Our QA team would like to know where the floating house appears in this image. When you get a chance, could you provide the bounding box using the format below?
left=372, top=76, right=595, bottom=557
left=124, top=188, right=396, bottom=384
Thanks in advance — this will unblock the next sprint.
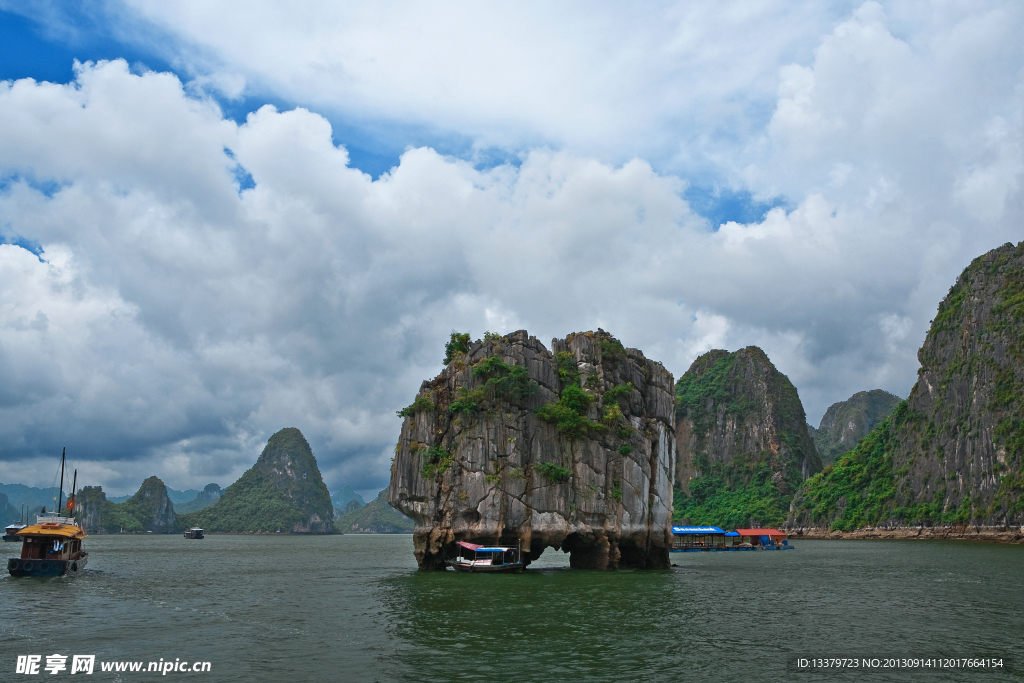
left=671, top=526, right=792, bottom=552
left=735, top=528, right=791, bottom=549
left=671, top=526, right=727, bottom=551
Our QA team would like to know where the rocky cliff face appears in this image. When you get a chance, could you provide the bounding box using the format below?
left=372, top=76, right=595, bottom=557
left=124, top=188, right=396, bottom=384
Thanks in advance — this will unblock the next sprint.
left=74, top=486, right=108, bottom=532
left=74, top=479, right=177, bottom=533
left=812, top=389, right=903, bottom=464
left=791, top=241, right=1024, bottom=529
left=180, top=428, right=334, bottom=533
left=389, top=329, right=676, bottom=570
left=674, top=346, right=820, bottom=528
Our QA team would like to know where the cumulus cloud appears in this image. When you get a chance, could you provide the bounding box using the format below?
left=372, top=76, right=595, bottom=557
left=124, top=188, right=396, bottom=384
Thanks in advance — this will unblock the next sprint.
left=1, top=1, right=1023, bottom=495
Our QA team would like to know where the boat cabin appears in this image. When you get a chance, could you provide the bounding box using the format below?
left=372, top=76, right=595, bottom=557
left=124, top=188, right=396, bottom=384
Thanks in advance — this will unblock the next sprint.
left=671, top=526, right=727, bottom=551
left=8, top=515, right=89, bottom=577
left=184, top=527, right=204, bottom=539
left=4, top=523, right=27, bottom=542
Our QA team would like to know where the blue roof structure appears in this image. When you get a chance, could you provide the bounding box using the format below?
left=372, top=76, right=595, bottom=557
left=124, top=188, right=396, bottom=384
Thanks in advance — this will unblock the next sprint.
left=724, top=531, right=739, bottom=537
left=671, top=526, right=725, bottom=534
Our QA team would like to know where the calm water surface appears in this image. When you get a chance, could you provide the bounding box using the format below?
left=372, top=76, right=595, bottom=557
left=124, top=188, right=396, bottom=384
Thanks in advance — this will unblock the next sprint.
left=1, top=535, right=1021, bottom=682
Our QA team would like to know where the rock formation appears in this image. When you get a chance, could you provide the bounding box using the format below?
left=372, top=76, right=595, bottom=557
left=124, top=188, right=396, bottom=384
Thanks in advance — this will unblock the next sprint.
left=810, top=389, right=903, bottom=464
left=74, top=478, right=176, bottom=533
left=179, top=428, right=334, bottom=533
left=176, top=483, right=223, bottom=514
left=674, top=346, right=820, bottom=528
left=74, top=486, right=109, bottom=532
left=125, top=476, right=178, bottom=532
left=791, top=241, right=1024, bottom=529
left=389, top=329, right=676, bottom=570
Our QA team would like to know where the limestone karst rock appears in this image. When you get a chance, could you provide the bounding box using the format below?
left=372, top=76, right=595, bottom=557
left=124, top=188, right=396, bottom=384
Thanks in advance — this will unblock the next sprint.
left=812, top=390, right=903, bottom=465
left=791, top=241, right=1024, bottom=529
left=73, top=486, right=109, bottom=533
left=128, top=476, right=178, bottom=532
left=179, top=428, right=334, bottom=533
left=674, top=346, right=820, bottom=528
left=74, top=478, right=177, bottom=533
left=388, top=329, right=676, bottom=570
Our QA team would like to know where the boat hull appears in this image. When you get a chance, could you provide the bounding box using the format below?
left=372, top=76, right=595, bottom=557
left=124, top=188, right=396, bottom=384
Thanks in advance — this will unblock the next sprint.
left=448, top=561, right=525, bottom=573
left=2, top=534, right=23, bottom=542
left=7, top=556, right=88, bottom=578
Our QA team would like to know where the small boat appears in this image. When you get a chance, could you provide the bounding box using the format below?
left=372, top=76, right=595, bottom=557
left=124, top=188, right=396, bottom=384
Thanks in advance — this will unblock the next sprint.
left=184, top=527, right=204, bottom=539
left=446, top=541, right=524, bottom=573
left=7, top=449, right=89, bottom=578
left=3, top=506, right=27, bottom=542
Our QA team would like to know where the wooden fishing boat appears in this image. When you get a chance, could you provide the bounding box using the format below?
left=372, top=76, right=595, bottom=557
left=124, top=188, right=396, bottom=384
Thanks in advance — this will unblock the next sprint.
left=7, top=449, right=88, bottom=578
left=183, top=527, right=204, bottom=539
left=446, top=541, right=524, bottom=573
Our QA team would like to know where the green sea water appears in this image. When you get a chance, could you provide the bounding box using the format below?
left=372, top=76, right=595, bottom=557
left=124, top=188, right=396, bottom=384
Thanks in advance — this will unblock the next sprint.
left=1, top=535, right=1022, bottom=682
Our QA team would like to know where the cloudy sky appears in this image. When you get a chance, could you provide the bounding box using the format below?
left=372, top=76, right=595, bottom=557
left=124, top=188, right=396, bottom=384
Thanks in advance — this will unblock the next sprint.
left=1, top=1, right=1021, bottom=498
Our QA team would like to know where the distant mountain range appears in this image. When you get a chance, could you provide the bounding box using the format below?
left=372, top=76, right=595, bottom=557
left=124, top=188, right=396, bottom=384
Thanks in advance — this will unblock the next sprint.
left=109, top=487, right=201, bottom=505
left=175, top=483, right=223, bottom=514
left=0, top=483, right=63, bottom=518
left=331, top=486, right=365, bottom=518
left=335, top=489, right=413, bottom=533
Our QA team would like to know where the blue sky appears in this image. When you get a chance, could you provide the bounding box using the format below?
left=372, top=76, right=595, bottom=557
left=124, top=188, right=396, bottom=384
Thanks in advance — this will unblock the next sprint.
left=1, top=1, right=1022, bottom=498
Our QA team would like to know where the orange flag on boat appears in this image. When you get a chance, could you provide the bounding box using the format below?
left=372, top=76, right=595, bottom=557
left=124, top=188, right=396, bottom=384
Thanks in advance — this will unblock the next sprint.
left=66, top=497, right=74, bottom=511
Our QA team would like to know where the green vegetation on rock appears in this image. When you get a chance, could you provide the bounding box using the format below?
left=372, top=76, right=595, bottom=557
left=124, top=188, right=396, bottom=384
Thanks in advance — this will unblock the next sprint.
left=443, top=331, right=471, bottom=365
left=533, top=462, right=572, bottom=483
left=448, top=354, right=538, bottom=415
left=397, top=395, right=435, bottom=417
left=536, top=384, right=605, bottom=439
left=674, top=452, right=804, bottom=529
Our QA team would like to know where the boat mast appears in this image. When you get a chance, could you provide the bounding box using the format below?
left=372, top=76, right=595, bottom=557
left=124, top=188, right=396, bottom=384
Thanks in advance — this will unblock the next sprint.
left=57, top=447, right=65, bottom=518
left=69, top=469, right=77, bottom=520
